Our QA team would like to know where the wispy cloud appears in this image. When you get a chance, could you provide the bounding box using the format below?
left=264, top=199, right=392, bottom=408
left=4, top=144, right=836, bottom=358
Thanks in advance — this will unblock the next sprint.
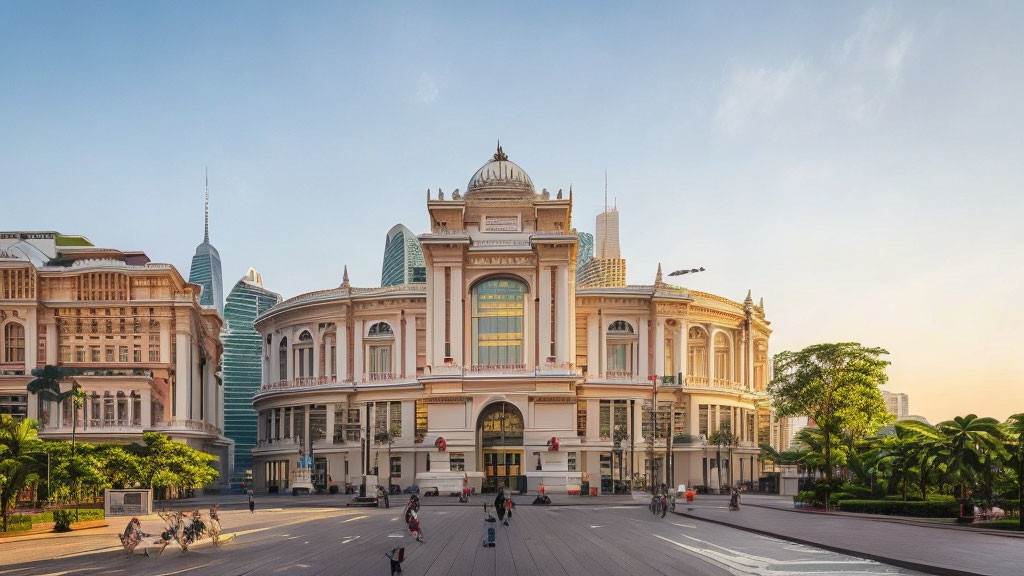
left=415, top=72, right=439, bottom=104
left=715, top=7, right=914, bottom=134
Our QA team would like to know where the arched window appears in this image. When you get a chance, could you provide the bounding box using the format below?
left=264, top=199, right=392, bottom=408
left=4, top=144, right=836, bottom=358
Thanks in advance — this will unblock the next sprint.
left=606, top=320, right=637, bottom=375
left=367, top=322, right=393, bottom=337
left=295, top=331, right=314, bottom=378
left=472, top=278, right=526, bottom=366
left=278, top=337, right=288, bottom=381
left=687, top=326, right=708, bottom=378
left=714, top=332, right=731, bottom=381
left=753, top=339, right=768, bottom=391
left=3, top=323, right=25, bottom=363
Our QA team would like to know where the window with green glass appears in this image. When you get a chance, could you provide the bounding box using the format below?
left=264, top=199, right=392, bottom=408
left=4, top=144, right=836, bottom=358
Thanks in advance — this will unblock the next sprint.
left=471, top=278, right=525, bottom=366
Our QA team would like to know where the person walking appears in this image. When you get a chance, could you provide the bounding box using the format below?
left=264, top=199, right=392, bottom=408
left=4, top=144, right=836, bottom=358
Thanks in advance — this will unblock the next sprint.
left=383, top=485, right=391, bottom=509
left=248, top=490, right=255, bottom=514
left=405, top=501, right=424, bottom=542
left=504, top=495, right=514, bottom=523
left=729, top=488, right=741, bottom=511
left=494, top=488, right=507, bottom=526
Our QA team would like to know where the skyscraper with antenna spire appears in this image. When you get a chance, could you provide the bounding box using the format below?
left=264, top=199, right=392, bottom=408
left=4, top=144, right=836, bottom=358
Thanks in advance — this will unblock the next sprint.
left=189, top=168, right=224, bottom=314
left=578, top=171, right=627, bottom=287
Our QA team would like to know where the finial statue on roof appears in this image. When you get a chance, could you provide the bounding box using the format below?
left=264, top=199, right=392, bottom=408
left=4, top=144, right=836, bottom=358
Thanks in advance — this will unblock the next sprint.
left=452, top=188, right=461, bottom=200
left=438, top=188, right=444, bottom=200
left=744, top=289, right=754, bottom=308
left=342, top=265, right=350, bottom=288
left=493, top=140, right=508, bottom=162
left=758, top=297, right=765, bottom=314
left=655, top=263, right=664, bottom=285
left=556, top=189, right=563, bottom=199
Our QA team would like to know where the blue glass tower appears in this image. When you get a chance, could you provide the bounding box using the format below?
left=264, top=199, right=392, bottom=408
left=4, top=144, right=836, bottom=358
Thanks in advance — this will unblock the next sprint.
left=576, top=231, right=594, bottom=283
left=188, top=173, right=224, bottom=314
left=381, top=224, right=426, bottom=286
left=222, top=267, right=281, bottom=482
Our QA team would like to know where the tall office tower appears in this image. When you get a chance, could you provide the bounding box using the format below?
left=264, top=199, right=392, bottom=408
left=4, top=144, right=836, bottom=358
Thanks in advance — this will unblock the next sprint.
left=381, top=224, right=426, bottom=287
left=576, top=232, right=594, bottom=283
left=882, top=391, right=910, bottom=419
left=189, top=172, right=224, bottom=314
left=595, top=206, right=620, bottom=259
left=222, top=267, right=282, bottom=482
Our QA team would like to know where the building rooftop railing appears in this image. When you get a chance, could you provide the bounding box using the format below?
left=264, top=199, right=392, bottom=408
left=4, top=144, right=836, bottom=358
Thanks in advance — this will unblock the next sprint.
left=156, top=419, right=223, bottom=436
left=259, top=377, right=340, bottom=393
left=422, top=362, right=582, bottom=378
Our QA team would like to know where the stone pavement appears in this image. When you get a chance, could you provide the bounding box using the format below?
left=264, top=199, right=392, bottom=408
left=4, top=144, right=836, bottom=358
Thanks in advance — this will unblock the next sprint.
left=673, top=495, right=1024, bottom=576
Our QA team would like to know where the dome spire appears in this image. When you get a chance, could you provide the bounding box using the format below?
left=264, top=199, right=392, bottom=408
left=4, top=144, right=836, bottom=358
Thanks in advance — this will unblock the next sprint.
left=744, top=289, right=754, bottom=308
left=342, top=265, right=350, bottom=288
left=493, top=139, right=508, bottom=161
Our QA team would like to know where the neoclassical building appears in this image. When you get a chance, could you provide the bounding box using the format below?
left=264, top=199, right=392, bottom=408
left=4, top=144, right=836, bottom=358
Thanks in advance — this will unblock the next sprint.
left=0, top=232, right=232, bottom=484
left=251, top=146, right=772, bottom=495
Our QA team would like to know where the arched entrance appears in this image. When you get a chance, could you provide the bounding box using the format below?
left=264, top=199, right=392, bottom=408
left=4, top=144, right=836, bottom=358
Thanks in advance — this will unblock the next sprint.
left=477, top=401, right=524, bottom=492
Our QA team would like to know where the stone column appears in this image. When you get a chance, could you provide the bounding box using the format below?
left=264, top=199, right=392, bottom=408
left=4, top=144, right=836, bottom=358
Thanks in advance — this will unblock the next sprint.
left=450, top=266, right=463, bottom=365
left=538, top=266, right=552, bottom=362
left=338, top=320, right=349, bottom=381
left=45, top=322, right=57, bottom=365
left=175, top=332, right=190, bottom=419
left=654, top=319, right=665, bottom=378
left=708, top=328, right=716, bottom=384
left=393, top=315, right=403, bottom=377
left=674, top=324, right=685, bottom=381
left=142, top=389, right=152, bottom=427
left=425, top=265, right=434, bottom=364
left=555, top=265, right=570, bottom=364
left=587, top=314, right=599, bottom=375
left=312, top=331, right=321, bottom=379
left=638, top=318, right=649, bottom=378
left=326, top=404, right=335, bottom=444
left=286, top=329, right=294, bottom=381
left=353, top=319, right=364, bottom=382
left=431, top=265, right=446, bottom=363
left=160, top=323, right=171, bottom=364
left=405, top=315, right=417, bottom=378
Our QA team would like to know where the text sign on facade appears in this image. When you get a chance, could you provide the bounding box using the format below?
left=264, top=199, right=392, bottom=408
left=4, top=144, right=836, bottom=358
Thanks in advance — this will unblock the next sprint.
left=482, top=216, right=520, bottom=232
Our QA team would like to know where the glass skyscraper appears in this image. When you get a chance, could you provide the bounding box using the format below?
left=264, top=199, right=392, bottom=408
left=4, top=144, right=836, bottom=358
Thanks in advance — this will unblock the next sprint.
left=576, top=231, right=594, bottom=283
left=381, top=223, right=426, bottom=286
left=222, top=267, right=281, bottom=482
left=188, top=176, right=224, bottom=314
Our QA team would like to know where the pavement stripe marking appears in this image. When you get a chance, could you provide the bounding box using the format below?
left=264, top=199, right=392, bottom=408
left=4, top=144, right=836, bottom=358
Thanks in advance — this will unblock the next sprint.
left=153, top=564, right=212, bottom=576
left=341, top=515, right=368, bottom=523
left=671, top=522, right=696, bottom=528
left=589, top=525, right=604, bottom=528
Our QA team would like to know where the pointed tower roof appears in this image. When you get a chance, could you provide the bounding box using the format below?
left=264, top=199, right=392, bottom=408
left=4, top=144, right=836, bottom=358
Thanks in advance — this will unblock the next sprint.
left=655, top=263, right=664, bottom=285
left=744, top=289, right=754, bottom=308
left=341, top=265, right=350, bottom=288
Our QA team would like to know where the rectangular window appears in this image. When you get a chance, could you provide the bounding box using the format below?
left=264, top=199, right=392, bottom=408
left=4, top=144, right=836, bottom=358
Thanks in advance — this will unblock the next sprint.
left=747, top=412, right=755, bottom=443
left=720, top=406, right=732, bottom=437
left=105, top=347, right=114, bottom=362
left=284, top=407, right=292, bottom=438
left=119, top=347, right=128, bottom=362
left=608, top=343, right=631, bottom=373
left=345, top=407, right=361, bottom=442
left=699, top=405, right=709, bottom=436
left=333, top=404, right=345, bottom=443
left=104, top=396, right=114, bottom=425
left=60, top=346, right=72, bottom=363
left=389, top=402, right=402, bottom=437
left=613, top=401, right=628, bottom=439
left=599, top=400, right=611, bottom=438
left=293, top=405, right=305, bottom=441
left=309, top=404, right=327, bottom=441
left=450, top=452, right=465, bottom=472
left=0, top=394, right=28, bottom=419
left=369, top=345, right=392, bottom=376
left=390, top=456, right=402, bottom=476
left=133, top=348, right=141, bottom=363
left=415, top=400, right=427, bottom=442
left=568, top=451, right=577, bottom=472
left=132, top=396, right=141, bottom=426
left=577, top=400, right=587, bottom=437
left=91, top=347, right=100, bottom=362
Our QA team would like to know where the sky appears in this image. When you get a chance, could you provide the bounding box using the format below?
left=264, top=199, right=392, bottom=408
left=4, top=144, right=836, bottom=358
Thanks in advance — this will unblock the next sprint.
left=1, top=1, right=1021, bottom=423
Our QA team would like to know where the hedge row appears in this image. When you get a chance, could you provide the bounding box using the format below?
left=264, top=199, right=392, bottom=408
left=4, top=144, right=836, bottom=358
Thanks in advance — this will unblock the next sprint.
left=837, top=499, right=959, bottom=518
left=6, top=508, right=105, bottom=531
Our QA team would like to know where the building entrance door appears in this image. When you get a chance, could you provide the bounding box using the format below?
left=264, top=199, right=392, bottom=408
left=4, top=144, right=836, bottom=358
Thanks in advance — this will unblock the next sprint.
left=482, top=450, right=522, bottom=492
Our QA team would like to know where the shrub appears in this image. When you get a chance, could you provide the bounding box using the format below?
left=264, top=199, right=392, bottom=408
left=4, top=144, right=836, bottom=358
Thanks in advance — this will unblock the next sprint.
left=839, top=484, right=872, bottom=499
left=52, top=510, right=74, bottom=532
left=795, top=490, right=821, bottom=507
left=837, top=499, right=959, bottom=518
left=828, top=492, right=855, bottom=507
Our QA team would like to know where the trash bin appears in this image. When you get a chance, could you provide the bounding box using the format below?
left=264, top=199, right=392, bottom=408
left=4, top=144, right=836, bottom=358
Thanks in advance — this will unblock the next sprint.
left=580, top=481, right=590, bottom=496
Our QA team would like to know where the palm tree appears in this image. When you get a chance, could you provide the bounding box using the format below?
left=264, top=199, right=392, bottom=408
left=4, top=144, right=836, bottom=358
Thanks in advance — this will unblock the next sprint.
left=876, top=424, right=919, bottom=501
left=937, top=414, right=1003, bottom=499
left=1003, top=413, right=1024, bottom=531
left=28, top=366, right=83, bottom=513
left=0, top=416, right=43, bottom=532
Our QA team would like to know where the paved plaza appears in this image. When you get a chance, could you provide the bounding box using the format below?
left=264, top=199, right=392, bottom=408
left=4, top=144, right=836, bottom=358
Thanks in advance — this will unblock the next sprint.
left=0, top=498, right=925, bottom=576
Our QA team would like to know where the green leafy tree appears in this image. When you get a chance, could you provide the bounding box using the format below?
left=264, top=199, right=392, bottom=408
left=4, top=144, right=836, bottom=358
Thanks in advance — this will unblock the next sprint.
left=937, top=414, right=1003, bottom=498
left=876, top=424, right=921, bottom=501
left=770, top=343, right=891, bottom=506
left=1002, top=413, right=1024, bottom=530
left=28, top=366, right=85, bottom=514
left=138, top=432, right=218, bottom=498
left=0, top=416, right=43, bottom=532
left=97, top=446, right=143, bottom=489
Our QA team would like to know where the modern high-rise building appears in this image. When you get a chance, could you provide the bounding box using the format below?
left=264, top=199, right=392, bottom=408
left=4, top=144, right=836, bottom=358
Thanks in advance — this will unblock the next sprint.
left=381, top=224, right=426, bottom=287
left=882, top=391, right=910, bottom=419
left=595, top=205, right=620, bottom=259
left=576, top=232, right=594, bottom=283
left=188, top=174, right=224, bottom=315
left=222, top=267, right=282, bottom=483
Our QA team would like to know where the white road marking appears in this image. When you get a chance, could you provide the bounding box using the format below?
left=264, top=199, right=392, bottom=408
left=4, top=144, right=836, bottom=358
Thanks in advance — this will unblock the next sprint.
left=671, top=522, right=696, bottom=529
left=154, top=564, right=212, bottom=576
left=287, top=536, right=299, bottom=540
left=341, top=536, right=361, bottom=545
left=341, top=515, right=368, bottom=523
left=387, top=533, right=405, bottom=538
left=589, top=525, right=604, bottom=528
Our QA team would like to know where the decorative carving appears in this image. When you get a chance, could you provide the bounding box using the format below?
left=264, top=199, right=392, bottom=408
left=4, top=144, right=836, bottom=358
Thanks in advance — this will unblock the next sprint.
left=493, top=142, right=508, bottom=162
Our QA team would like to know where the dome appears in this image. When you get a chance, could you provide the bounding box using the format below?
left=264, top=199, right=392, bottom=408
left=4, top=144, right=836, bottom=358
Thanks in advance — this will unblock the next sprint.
left=465, top=144, right=535, bottom=197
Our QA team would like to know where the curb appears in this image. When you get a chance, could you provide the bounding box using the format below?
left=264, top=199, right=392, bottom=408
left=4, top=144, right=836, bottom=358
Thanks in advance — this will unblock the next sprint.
left=671, top=508, right=984, bottom=576
left=742, top=502, right=1024, bottom=539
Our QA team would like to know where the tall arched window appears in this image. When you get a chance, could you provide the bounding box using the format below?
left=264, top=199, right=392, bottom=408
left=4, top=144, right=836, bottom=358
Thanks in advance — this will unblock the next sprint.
left=3, top=323, right=25, bottom=364
left=687, top=326, right=707, bottom=378
left=365, top=322, right=394, bottom=378
left=295, top=331, right=314, bottom=378
left=278, top=337, right=288, bottom=381
left=714, top=332, right=731, bottom=381
left=606, top=321, right=636, bottom=375
left=472, top=278, right=526, bottom=366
